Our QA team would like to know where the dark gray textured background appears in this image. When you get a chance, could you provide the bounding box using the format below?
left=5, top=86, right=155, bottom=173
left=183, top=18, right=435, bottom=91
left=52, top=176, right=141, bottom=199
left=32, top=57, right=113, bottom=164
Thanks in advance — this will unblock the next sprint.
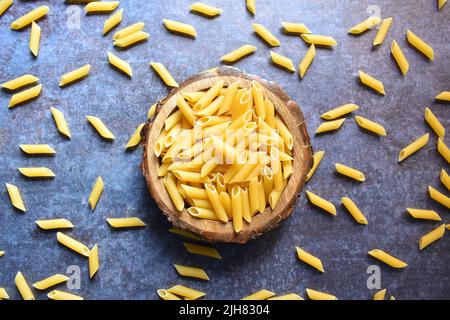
left=0, top=0, right=449, bottom=300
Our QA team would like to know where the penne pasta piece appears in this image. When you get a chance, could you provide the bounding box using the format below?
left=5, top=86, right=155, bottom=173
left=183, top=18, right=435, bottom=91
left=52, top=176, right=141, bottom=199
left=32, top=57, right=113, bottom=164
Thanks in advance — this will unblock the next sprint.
left=8, top=84, right=42, bottom=108
left=89, top=244, right=99, bottom=279
left=86, top=115, right=115, bottom=140
left=253, top=23, right=280, bottom=46
left=157, top=289, right=181, bottom=300
left=315, top=118, right=345, bottom=134
left=299, top=44, right=315, bottom=79
left=113, top=31, right=149, bottom=48
left=29, top=22, right=41, bottom=57
left=368, top=249, right=407, bottom=268
left=355, top=116, right=387, bottom=136
left=0, top=251, right=4, bottom=257
left=435, top=91, right=450, bottom=102
left=419, top=224, right=446, bottom=250
left=125, top=123, right=145, bottom=149
left=107, top=51, right=132, bottom=77
left=301, top=34, right=337, bottom=47
left=163, top=19, right=196, bottom=38
left=373, top=17, right=393, bottom=46
left=103, top=8, right=123, bottom=35
left=241, top=187, right=252, bottom=223
left=268, top=294, right=304, bottom=300
left=113, top=22, right=145, bottom=40
left=181, top=184, right=208, bottom=199
left=306, top=151, right=324, bottom=181
left=6, top=183, right=26, bottom=212
left=11, top=6, right=49, bottom=30
left=231, top=185, right=243, bottom=233
left=398, top=133, right=429, bottom=162
left=50, top=107, right=71, bottom=138
left=296, top=246, right=324, bottom=272
left=342, top=197, right=368, bottom=224
left=168, top=227, right=203, bottom=241
left=251, top=80, right=265, bottom=119
left=0, top=287, right=9, bottom=300
left=429, top=185, right=450, bottom=208
left=0, top=0, right=13, bottom=18
left=195, top=80, right=224, bottom=110
left=275, top=116, right=293, bottom=149
left=36, top=219, right=74, bottom=230
left=281, top=21, right=311, bottom=34
left=242, top=290, right=275, bottom=300
left=406, top=208, right=441, bottom=221
left=188, top=207, right=218, bottom=220
left=168, top=285, right=205, bottom=300
left=424, top=107, right=444, bottom=138
left=335, top=163, right=365, bottom=182
left=439, top=0, right=448, bottom=10
left=441, top=169, right=450, bottom=192
left=1, top=74, right=39, bottom=91
left=164, top=110, right=182, bottom=131
left=59, top=64, right=91, bottom=87
left=306, top=191, right=336, bottom=216
left=197, top=96, right=224, bottom=116
left=190, top=2, right=222, bottom=17
left=15, top=272, right=35, bottom=300
left=437, top=138, right=450, bottom=165
left=150, top=62, right=179, bottom=88
left=205, top=184, right=228, bottom=222
left=406, top=29, right=434, bottom=61
left=148, top=103, right=157, bottom=119
left=358, top=70, right=385, bottom=95
left=391, top=40, right=409, bottom=75
left=321, top=103, right=359, bottom=120
left=106, top=217, right=146, bottom=228
left=217, top=82, right=239, bottom=115
left=173, top=264, right=209, bottom=280
left=183, top=242, right=221, bottom=259
left=57, top=232, right=90, bottom=257
left=373, top=289, right=386, bottom=300
left=164, top=174, right=186, bottom=211
left=246, top=0, right=256, bottom=15
left=18, top=167, right=55, bottom=178
left=48, top=290, right=83, bottom=300
left=88, top=176, right=104, bottom=210
left=306, top=289, right=337, bottom=300
left=85, top=1, right=119, bottom=13
left=33, top=274, right=69, bottom=290
left=20, top=144, right=55, bottom=155
left=348, top=16, right=381, bottom=34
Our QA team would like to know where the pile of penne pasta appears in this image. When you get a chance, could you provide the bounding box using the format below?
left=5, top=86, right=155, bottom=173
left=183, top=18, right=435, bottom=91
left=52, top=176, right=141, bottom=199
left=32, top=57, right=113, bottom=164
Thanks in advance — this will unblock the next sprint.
left=156, top=80, right=294, bottom=233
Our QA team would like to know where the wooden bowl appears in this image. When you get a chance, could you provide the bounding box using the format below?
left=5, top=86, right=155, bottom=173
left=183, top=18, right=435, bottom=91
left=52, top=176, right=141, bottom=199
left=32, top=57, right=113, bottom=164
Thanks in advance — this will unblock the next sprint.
left=141, top=67, right=313, bottom=243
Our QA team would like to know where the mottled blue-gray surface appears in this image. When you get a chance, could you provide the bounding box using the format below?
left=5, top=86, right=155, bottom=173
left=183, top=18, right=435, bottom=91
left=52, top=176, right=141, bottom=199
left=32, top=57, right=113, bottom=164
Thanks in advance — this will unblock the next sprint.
left=0, top=0, right=449, bottom=300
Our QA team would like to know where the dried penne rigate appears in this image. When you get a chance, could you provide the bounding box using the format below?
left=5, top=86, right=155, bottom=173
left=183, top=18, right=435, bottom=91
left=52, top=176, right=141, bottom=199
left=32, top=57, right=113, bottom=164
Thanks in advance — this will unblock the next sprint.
left=106, top=217, right=146, bottom=228
left=398, top=133, right=429, bottom=162
left=57, top=232, right=90, bottom=257
left=88, top=176, right=104, bottom=210
left=358, top=71, right=385, bottom=95
left=306, top=288, right=337, bottom=300
left=168, top=285, right=205, bottom=300
left=8, top=84, right=42, bottom=108
left=6, top=183, right=26, bottom=212
left=48, top=290, right=84, bottom=300
left=368, top=249, right=408, bottom=268
left=424, top=107, right=445, bottom=138
left=373, top=289, right=386, bottom=300
left=242, top=290, right=275, bottom=300
left=316, top=118, right=345, bottom=134
left=246, top=0, right=256, bottom=15
left=1, top=74, right=39, bottom=90
left=0, top=287, right=9, bottom=300
left=173, top=264, right=209, bottom=280
left=221, top=44, right=256, bottom=63
left=296, top=246, right=324, bottom=272
left=435, top=91, right=450, bottom=102
left=0, top=0, right=13, bottom=18
left=406, top=208, right=441, bottom=221
left=306, top=151, right=324, bottom=181
left=19, top=167, right=55, bottom=178
left=355, top=116, right=387, bottom=136
left=36, top=219, right=74, bottom=230
left=190, top=2, right=222, bottom=17
left=15, top=272, right=34, bottom=300
left=103, top=8, right=123, bottom=35
left=150, top=62, right=179, bottom=87
left=113, top=22, right=145, bottom=40
left=183, top=242, right=221, bottom=259
left=10, top=6, right=49, bottom=30
left=281, top=21, right=311, bottom=34
left=437, top=138, right=450, bottom=165
left=301, top=34, right=337, bottom=47
left=321, top=104, right=359, bottom=120
left=429, top=185, right=450, bottom=208
left=342, top=197, right=368, bottom=224
left=29, top=22, right=41, bottom=57
left=373, top=17, right=393, bottom=46
left=306, top=191, right=336, bottom=216
left=107, top=51, right=132, bottom=77
left=270, top=51, right=295, bottom=72
left=59, top=64, right=91, bottom=87
left=113, top=31, right=149, bottom=48
left=419, top=224, right=446, bottom=250
left=441, top=169, right=450, bottom=192
left=299, top=45, right=315, bottom=79
left=85, top=1, right=119, bottom=13
left=86, top=115, right=115, bottom=140
left=253, top=23, right=280, bottom=46
left=335, top=163, right=365, bottom=182
left=20, top=144, right=55, bottom=155
left=50, top=107, right=71, bottom=138
left=348, top=16, right=381, bottom=34
left=126, top=123, right=145, bottom=150
left=391, top=40, right=409, bottom=75
left=163, top=19, right=196, bottom=38
left=33, top=274, right=69, bottom=290
left=89, top=244, right=99, bottom=279
left=406, top=29, right=434, bottom=61
left=157, top=289, right=181, bottom=300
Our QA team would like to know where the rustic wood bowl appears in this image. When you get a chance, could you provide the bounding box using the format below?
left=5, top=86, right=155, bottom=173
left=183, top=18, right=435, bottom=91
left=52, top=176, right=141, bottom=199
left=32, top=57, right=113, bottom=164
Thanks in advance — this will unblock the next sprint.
left=142, top=66, right=313, bottom=243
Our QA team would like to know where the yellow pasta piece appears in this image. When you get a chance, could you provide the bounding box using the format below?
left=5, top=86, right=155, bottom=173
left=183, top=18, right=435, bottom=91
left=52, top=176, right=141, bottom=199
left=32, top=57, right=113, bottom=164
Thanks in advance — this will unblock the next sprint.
left=315, top=118, right=345, bottom=134
left=168, top=285, right=205, bottom=300
left=173, top=264, right=209, bottom=280
left=296, top=246, right=324, bottom=272
left=253, top=23, right=280, bottom=46
left=106, top=217, right=145, bottom=228
left=221, top=44, right=256, bottom=63
left=373, top=289, right=386, bottom=300
left=424, top=107, right=445, bottom=138
left=163, top=174, right=185, bottom=211
left=10, top=5, right=49, bottom=30
left=231, top=185, right=243, bottom=233
left=59, top=64, right=91, bottom=87
left=1, top=74, right=39, bottom=91
left=8, top=84, right=42, bottom=108
left=299, top=44, right=315, bottom=79
left=32, top=274, right=69, bottom=290
left=29, top=22, right=41, bottom=57
left=190, top=2, right=222, bottom=17
left=188, top=207, right=218, bottom=220
left=391, top=40, right=409, bottom=75
left=435, top=91, right=450, bottom=102
left=398, top=133, right=429, bottom=162
left=113, top=22, right=145, bottom=39
left=270, top=51, right=295, bottom=72
left=89, top=244, right=99, bottom=279
left=0, top=0, right=13, bottom=18
left=358, top=70, right=385, bottom=95
left=20, top=144, right=55, bottom=155
left=441, top=169, right=450, bottom=192
left=195, top=80, right=224, bottom=110
left=419, top=224, right=446, bottom=250
left=150, top=62, right=179, bottom=87
left=168, top=227, right=203, bottom=241
left=114, top=31, right=149, bottom=48
left=15, top=272, right=34, bottom=300
left=281, top=21, right=311, bottom=34
left=103, top=8, right=123, bottom=35
left=306, top=191, right=336, bottom=216
left=368, top=249, right=408, bottom=268
left=439, top=0, right=448, bottom=10
left=36, top=219, right=74, bottom=230
left=373, top=17, right=393, bottom=46
left=301, top=34, right=337, bottom=47
left=429, top=185, right=450, bottom=208
left=306, top=151, right=324, bottom=181
left=306, top=288, right=337, bottom=300
left=268, top=294, right=304, bottom=300
left=157, top=289, right=181, bottom=300
left=355, top=115, right=387, bottom=136
left=0, top=251, right=4, bottom=257
left=406, top=29, right=434, bottom=61
left=321, top=103, right=359, bottom=120
left=183, top=242, right=221, bottom=259
left=437, top=138, right=450, bottom=164
left=246, top=0, right=256, bottom=15
left=242, top=290, right=275, bottom=300
left=342, top=197, right=368, bottom=224
left=50, top=107, right=71, bottom=138
left=205, top=183, right=228, bottom=222
left=6, top=183, right=26, bottom=212
left=163, top=19, right=196, bottom=38
left=88, top=176, right=104, bottom=210
left=406, top=208, right=441, bottom=221
left=86, top=115, right=115, bottom=140
left=0, top=288, right=9, bottom=300
left=335, top=163, right=365, bottom=182
left=57, top=232, right=90, bottom=257
left=107, top=51, right=132, bottom=77
left=126, top=123, right=145, bottom=149
left=148, top=103, right=157, bottom=119
left=85, top=1, right=119, bottom=13
left=48, top=290, right=84, bottom=300
left=348, top=16, right=381, bottom=34
left=18, top=167, right=55, bottom=178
